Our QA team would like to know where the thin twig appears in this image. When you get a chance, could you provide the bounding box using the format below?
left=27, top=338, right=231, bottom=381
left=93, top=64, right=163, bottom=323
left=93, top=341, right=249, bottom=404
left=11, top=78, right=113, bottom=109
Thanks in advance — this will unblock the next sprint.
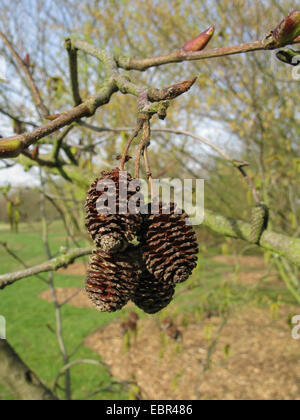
left=1, top=28, right=299, bottom=159
left=59, top=287, right=85, bottom=307
left=134, top=120, right=150, bottom=179
left=0, top=84, right=117, bottom=158
left=0, top=31, right=49, bottom=117
left=42, top=193, right=81, bottom=248
left=237, top=165, right=260, bottom=204
left=0, top=108, right=38, bottom=128
left=151, top=127, right=241, bottom=163
left=22, top=149, right=67, bottom=168
left=143, top=148, right=154, bottom=199
left=119, top=121, right=143, bottom=171
left=116, top=37, right=300, bottom=71
left=134, top=139, right=145, bottom=179
left=0, top=242, right=48, bottom=284
left=53, top=359, right=109, bottom=394
left=40, top=176, right=72, bottom=401
left=0, top=247, right=92, bottom=289
left=275, top=258, right=300, bottom=306
left=52, top=125, right=75, bottom=161
left=65, top=39, right=82, bottom=106
left=203, top=316, right=229, bottom=372
left=74, top=124, right=243, bottom=165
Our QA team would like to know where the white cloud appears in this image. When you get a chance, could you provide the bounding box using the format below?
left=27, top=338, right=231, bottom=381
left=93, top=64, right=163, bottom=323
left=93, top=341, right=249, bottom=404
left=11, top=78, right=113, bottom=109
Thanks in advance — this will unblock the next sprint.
left=0, top=164, right=40, bottom=186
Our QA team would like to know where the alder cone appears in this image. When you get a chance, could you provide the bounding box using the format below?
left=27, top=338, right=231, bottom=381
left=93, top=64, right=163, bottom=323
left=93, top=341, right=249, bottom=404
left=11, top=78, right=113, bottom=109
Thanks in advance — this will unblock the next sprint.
left=142, top=202, right=198, bottom=284
left=85, top=168, right=142, bottom=253
left=132, top=269, right=175, bottom=314
left=86, top=246, right=142, bottom=312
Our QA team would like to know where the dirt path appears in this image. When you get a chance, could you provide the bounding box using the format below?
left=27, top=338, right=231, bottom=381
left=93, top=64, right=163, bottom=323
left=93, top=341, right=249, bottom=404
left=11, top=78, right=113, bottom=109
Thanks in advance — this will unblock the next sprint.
left=84, top=306, right=300, bottom=400
left=39, top=256, right=300, bottom=400
left=212, top=255, right=266, bottom=269
left=40, top=287, right=94, bottom=308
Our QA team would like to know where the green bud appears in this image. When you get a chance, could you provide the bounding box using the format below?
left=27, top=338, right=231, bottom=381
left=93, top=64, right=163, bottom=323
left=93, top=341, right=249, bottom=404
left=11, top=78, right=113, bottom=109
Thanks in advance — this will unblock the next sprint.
left=0, top=138, right=23, bottom=158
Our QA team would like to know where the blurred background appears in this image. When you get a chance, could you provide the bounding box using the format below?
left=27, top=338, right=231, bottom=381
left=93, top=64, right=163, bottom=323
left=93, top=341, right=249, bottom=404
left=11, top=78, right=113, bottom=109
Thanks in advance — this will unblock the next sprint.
left=0, top=0, right=299, bottom=400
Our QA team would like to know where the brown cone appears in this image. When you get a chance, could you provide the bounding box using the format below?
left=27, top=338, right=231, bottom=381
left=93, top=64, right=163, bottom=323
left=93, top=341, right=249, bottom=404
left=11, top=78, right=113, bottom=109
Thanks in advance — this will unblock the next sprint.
left=86, top=246, right=142, bottom=312
left=142, top=202, right=198, bottom=284
left=85, top=168, right=142, bottom=253
left=132, top=268, right=175, bottom=314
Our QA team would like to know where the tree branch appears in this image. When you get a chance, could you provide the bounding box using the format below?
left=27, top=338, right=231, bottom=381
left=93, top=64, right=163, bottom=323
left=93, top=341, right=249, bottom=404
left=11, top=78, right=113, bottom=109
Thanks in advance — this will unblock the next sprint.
left=0, top=32, right=49, bottom=117
left=0, top=247, right=92, bottom=290
left=0, top=86, right=116, bottom=158
left=65, top=39, right=82, bottom=106
left=147, top=77, right=197, bottom=101
left=0, top=108, right=38, bottom=128
left=73, top=124, right=244, bottom=165
left=116, top=37, right=300, bottom=71
left=22, top=149, right=67, bottom=168
left=0, top=340, right=58, bottom=400
left=53, top=359, right=108, bottom=394
left=52, top=125, right=75, bottom=161
left=0, top=62, right=190, bottom=158
left=0, top=206, right=300, bottom=291
left=202, top=210, right=300, bottom=267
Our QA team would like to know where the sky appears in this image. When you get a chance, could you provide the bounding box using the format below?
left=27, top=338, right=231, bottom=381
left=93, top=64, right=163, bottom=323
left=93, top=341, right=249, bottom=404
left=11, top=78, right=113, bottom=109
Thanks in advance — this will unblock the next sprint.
left=0, top=117, right=237, bottom=187
left=0, top=164, right=40, bottom=186
left=0, top=0, right=71, bottom=186
left=0, top=108, right=41, bottom=186
left=0, top=0, right=242, bottom=187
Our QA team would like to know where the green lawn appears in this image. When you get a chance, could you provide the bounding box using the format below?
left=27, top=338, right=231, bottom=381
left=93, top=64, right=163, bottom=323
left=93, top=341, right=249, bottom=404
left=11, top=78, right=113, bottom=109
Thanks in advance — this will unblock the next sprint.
left=0, top=221, right=296, bottom=400
left=0, top=221, right=127, bottom=400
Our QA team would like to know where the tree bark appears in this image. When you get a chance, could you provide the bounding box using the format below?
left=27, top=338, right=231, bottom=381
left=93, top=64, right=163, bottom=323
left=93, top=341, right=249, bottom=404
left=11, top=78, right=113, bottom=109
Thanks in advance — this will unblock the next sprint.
left=0, top=340, right=58, bottom=400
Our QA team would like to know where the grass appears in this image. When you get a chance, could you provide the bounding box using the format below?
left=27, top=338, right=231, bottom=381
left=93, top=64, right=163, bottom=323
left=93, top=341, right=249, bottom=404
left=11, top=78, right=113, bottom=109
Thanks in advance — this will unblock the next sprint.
left=171, top=254, right=296, bottom=319
left=0, top=221, right=298, bottom=400
left=0, top=221, right=126, bottom=400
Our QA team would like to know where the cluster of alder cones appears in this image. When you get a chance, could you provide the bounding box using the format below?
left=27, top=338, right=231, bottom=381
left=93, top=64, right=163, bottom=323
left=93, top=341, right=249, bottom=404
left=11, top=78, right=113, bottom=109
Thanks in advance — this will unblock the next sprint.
left=85, top=168, right=198, bottom=314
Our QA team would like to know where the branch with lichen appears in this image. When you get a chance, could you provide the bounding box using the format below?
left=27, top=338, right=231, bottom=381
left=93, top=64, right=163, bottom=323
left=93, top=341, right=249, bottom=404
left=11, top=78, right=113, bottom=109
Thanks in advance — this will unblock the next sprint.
left=0, top=247, right=92, bottom=290
left=0, top=44, right=193, bottom=158
left=1, top=207, right=300, bottom=291
left=202, top=210, right=300, bottom=267
left=0, top=10, right=299, bottom=276
left=1, top=10, right=299, bottom=159
left=0, top=88, right=117, bottom=158
left=65, top=39, right=82, bottom=106
left=0, top=339, right=58, bottom=400
left=116, top=35, right=300, bottom=71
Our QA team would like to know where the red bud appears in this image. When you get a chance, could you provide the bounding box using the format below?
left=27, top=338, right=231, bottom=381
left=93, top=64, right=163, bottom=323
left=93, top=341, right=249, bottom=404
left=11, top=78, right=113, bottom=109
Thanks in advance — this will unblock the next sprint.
left=183, top=25, right=215, bottom=52
left=32, top=146, right=39, bottom=160
left=273, top=10, right=300, bottom=46
left=24, top=53, right=30, bottom=67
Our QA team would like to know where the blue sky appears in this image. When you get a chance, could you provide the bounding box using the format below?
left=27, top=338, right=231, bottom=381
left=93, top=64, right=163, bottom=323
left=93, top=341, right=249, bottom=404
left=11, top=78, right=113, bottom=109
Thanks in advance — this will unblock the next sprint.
left=0, top=0, right=242, bottom=186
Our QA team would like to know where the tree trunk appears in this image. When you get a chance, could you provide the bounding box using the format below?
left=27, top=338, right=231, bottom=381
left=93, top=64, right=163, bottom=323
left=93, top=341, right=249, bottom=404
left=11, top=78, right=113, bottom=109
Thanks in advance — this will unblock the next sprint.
left=0, top=340, right=58, bottom=400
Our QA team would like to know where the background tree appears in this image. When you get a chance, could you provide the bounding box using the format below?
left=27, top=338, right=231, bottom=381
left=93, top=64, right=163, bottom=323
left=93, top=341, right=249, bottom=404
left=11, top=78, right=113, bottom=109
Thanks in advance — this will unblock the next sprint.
left=0, top=0, right=299, bottom=400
